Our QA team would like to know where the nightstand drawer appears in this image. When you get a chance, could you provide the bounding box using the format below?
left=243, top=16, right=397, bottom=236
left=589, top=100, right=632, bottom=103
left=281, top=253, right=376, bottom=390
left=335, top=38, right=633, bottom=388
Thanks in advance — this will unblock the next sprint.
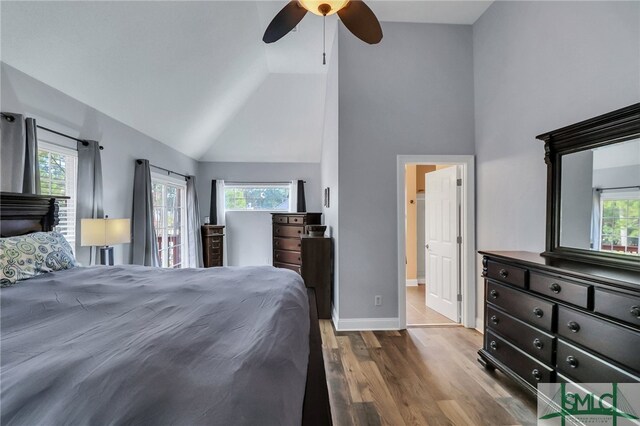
left=557, top=306, right=640, bottom=372
left=274, top=262, right=301, bottom=275
left=486, top=304, right=554, bottom=365
left=274, top=237, right=301, bottom=251
left=594, top=288, right=640, bottom=327
left=274, top=250, right=301, bottom=265
left=487, top=281, right=555, bottom=331
left=556, top=339, right=639, bottom=383
left=529, top=272, right=592, bottom=309
left=485, top=330, right=553, bottom=386
left=486, top=260, right=527, bottom=289
left=273, top=225, right=304, bottom=238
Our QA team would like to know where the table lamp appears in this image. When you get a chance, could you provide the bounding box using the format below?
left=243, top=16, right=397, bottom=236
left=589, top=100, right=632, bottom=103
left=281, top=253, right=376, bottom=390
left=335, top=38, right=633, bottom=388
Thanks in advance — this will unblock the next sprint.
left=81, top=218, right=131, bottom=265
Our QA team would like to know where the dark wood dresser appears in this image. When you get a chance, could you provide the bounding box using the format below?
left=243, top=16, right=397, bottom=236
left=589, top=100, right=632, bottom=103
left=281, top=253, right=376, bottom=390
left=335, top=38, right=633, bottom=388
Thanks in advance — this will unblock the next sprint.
left=478, top=251, right=640, bottom=394
left=272, top=213, right=333, bottom=319
left=201, top=225, right=224, bottom=267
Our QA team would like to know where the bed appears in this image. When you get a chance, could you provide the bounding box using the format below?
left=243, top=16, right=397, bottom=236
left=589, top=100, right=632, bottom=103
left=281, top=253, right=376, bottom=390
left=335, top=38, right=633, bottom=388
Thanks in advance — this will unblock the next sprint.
left=0, top=192, right=331, bottom=426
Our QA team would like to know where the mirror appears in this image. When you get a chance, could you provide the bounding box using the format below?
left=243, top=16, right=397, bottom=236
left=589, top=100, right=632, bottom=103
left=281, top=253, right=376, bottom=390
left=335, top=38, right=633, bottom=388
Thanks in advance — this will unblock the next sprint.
left=560, top=138, right=639, bottom=256
left=537, top=103, right=640, bottom=270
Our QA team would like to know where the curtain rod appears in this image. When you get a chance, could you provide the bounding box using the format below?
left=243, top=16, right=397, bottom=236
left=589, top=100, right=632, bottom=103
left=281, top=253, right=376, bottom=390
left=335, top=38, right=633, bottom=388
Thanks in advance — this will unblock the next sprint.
left=36, top=125, right=104, bottom=150
left=137, top=160, right=190, bottom=180
left=225, top=180, right=306, bottom=185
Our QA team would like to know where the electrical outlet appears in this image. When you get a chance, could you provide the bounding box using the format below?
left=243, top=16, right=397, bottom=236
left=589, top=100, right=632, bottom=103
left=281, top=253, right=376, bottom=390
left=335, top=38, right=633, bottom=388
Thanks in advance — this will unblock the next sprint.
left=374, top=295, right=382, bottom=306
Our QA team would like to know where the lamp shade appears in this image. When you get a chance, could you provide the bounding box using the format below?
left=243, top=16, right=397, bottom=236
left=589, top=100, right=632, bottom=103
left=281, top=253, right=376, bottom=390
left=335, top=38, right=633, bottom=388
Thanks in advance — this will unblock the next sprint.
left=81, top=218, right=131, bottom=246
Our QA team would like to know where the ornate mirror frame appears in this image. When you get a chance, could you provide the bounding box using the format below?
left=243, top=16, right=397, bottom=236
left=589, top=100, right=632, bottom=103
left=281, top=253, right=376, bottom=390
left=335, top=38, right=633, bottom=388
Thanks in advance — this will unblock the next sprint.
left=536, top=103, right=640, bottom=271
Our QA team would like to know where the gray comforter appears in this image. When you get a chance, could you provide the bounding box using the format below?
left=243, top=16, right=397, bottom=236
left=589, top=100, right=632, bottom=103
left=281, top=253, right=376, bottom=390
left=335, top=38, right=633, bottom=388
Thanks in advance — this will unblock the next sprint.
left=1, top=265, right=309, bottom=426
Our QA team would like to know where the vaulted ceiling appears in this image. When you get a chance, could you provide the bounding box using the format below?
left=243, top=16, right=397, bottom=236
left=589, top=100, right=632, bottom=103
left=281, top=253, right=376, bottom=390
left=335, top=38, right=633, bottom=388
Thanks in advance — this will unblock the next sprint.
left=0, top=1, right=492, bottom=162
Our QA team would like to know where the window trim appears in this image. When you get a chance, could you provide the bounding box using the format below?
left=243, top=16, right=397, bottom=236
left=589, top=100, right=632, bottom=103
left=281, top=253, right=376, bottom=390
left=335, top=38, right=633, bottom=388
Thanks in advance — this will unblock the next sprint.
left=151, top=172, right=188, bottom=268
left=599, top=188, right=640, bottom=255
left=223, top=182, right=292, bottom=212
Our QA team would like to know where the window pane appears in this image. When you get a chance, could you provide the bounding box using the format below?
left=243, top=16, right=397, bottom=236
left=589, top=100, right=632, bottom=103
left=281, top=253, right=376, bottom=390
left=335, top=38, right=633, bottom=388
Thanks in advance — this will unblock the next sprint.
left=224, top=185, right=290, bottom=211
left=151, top=178, right=187, bottom=268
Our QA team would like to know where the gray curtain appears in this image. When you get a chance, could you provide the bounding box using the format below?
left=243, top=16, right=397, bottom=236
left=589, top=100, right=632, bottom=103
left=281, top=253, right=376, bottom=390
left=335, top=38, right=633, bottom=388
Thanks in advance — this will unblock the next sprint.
left=186, top=176, right=203, bottom=267
left=590, top=188, right=602, bottom=250
left=296, top=180, right=306, bottom=212
left=132, top=159, right=160, bottom=267
left=0, top=113, right=40, bottom=194
left=76, top=140, right=104, bottom=265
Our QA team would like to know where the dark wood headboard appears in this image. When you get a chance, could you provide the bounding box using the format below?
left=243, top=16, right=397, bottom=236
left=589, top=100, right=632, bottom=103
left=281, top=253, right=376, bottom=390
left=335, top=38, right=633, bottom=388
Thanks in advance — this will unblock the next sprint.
left=0, top=192, right=64, bottom=237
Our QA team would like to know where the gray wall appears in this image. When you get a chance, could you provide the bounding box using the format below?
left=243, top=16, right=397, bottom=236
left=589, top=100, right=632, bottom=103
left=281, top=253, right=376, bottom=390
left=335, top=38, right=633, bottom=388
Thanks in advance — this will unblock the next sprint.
left=321, top=30, right=340, bottom=314
left=1, top=63, right=198, bottom=265
left=196, top=161, right=322, bottom=267
left=473, top=1, right=640, bottom=327
left=338, top=22, right=475, bottom=319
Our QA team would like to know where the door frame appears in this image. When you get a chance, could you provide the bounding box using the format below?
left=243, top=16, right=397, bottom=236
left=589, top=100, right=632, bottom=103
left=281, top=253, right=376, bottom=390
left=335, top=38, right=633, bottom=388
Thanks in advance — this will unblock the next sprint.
left=397, top=155, right=476, bottom=329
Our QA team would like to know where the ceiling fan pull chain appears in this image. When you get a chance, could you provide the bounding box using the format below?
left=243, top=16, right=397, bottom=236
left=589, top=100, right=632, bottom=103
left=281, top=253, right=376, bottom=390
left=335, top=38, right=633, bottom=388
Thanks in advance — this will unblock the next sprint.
left=322, top=14, right=326, bottom=65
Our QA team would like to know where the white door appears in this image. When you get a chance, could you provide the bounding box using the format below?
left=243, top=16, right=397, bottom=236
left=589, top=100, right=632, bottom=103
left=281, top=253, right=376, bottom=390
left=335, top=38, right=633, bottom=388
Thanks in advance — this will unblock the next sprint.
left=425, top=166, right=459, bottom=322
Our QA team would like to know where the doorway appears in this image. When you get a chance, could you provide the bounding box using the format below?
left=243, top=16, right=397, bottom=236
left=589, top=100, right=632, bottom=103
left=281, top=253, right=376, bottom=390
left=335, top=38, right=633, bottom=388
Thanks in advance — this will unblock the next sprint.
left=397, top=155, right=476, bottom=330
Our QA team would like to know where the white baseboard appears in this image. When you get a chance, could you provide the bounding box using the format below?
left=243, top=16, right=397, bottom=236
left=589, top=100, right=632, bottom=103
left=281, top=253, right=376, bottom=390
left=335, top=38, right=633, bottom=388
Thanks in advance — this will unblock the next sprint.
left=332, top=314, right=400, bottom=331
left=405, top=279, right=418, bottom=287
left=417, top=277, right=426, bottom=285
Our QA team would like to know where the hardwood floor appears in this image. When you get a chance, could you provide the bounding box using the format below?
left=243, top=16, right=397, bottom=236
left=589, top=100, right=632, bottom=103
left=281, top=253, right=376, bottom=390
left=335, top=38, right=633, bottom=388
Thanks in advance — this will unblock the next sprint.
left=406, top=285, right=456, bottom=326
left=320, top=321, right=537, bottom=426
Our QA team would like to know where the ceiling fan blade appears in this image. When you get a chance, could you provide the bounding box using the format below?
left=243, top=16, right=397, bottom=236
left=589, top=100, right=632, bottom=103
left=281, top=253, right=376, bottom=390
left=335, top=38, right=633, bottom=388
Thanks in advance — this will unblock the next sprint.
left=337, top=0, right=382, bottom=44
left=263, top=1, right=308, bottom=43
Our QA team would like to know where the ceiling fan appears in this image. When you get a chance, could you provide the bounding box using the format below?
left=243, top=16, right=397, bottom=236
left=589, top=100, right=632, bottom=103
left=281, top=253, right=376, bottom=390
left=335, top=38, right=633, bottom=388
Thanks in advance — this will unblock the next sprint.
left=263, top=0, right=383, bottom=62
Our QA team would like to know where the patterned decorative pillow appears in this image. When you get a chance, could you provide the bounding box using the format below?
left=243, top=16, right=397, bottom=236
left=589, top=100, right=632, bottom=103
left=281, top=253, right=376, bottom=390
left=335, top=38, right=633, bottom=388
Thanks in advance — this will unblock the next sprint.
left=0, top=231, right=79, bottom=286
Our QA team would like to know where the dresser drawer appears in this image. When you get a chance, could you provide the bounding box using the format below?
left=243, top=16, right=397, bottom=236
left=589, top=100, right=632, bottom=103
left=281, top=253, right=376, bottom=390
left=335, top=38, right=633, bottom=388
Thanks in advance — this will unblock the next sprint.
left=557, top=306, right=640, bottom=372
left=486, top=305, right=555, bottom=365
left=273, top=225, right=304, bottom=238
left=208, top=238, right=222, bottom=249
left=529, top=272, right=592, bottom=309
left=201, top=226, right=224, bottom=236
left=556, top=339, right=640, bottom=383
left=486, top=260, right=527, bottom=288
left=274, top=262, right=301, bottom=275
left=594, top=288, right=640, bottom=328
left=486, top=281, right=555, bottom=331
left=274, top=237, right=301, bottom=251
left=273, top=216, right=289, bottom=224
left=485, top=330, right=553, bottom=386
left=274, top=250, right=302, bottom=265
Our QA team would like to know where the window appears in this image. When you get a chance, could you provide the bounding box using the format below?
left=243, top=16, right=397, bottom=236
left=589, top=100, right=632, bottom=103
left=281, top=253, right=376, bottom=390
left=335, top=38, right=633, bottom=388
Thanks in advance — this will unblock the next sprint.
left=38, top=142, right=78, bottom=250
left=224, top=183, right=290, bottom=211
left=600, top=190, right=640, bottom=255
left=152, top=175, right=188, bottom=268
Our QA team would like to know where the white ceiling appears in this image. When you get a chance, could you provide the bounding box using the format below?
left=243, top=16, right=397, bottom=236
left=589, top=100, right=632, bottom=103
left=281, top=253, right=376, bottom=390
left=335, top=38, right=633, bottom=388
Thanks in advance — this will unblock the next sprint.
left=0, top=1, right=492, bottom=162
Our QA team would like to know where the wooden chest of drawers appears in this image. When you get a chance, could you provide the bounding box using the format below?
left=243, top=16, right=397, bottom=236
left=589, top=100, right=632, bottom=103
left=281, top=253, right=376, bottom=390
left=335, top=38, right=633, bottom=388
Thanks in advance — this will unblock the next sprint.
left=201, top=225, right=224, bottom=267
left=478, top=251, right=640, bottom=394
left=272, top=213, right=333, bottom=319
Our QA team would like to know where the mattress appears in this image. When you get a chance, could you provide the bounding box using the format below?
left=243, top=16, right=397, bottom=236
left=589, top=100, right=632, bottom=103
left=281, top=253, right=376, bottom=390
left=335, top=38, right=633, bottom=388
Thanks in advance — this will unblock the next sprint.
left=1, top=265, right=309, bottom=426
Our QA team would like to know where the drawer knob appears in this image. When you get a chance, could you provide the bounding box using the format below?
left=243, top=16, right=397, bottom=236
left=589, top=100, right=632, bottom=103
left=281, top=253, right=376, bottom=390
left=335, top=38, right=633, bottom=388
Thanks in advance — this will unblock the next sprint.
left=490, top=315, right=499, bottom=325
left=297, top=230, right=302, bottom=234
left=533, top=307, right=544, bottom=318
left=489, top=340, right=498, bottom=350
left=531, top=369, right=542, bottom=381
left=533, top=338, right=544, bottom=350
left=489, top=289, right=499, bottom=299
left=566, top=355, right=579, bottom=368
left=567, top=321, right=580, bottom=333
left=549, top=283, right=561, bottom=294
left=499, top=269, right=509, bottom=279
left=631, top=306, right=640, bottom=319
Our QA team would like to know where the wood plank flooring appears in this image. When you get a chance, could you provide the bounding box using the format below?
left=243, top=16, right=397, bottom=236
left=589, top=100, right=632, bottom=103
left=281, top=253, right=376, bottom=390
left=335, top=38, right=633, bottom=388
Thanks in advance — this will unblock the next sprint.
left=320, top=321, right=537, bottom=426
left=406, top=285, right=456, bottom=326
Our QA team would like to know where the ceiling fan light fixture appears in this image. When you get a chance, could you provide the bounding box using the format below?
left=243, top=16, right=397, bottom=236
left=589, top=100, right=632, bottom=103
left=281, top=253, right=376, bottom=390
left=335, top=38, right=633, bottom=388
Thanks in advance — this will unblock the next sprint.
left=298, top=0, right=349, bottom=16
